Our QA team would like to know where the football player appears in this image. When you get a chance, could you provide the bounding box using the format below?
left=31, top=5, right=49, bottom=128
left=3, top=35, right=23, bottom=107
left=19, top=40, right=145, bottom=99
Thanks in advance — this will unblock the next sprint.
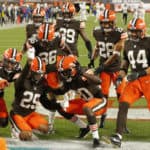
left=55, top=1, right=93, bottom=120
left=22, top=4, right=46, bottom=55
left=88, top=9, right=128, bottom=128
left=25, top=4, right=46, bottom=39
left=55, top=2, right=92, bottom=58
left=9, top=56, right=60, bottom=141
left=0, top=48, right=22, bottom=128
left=53, top=55, right=107, bottom=148
left=110, top=18, right=150, bottom=147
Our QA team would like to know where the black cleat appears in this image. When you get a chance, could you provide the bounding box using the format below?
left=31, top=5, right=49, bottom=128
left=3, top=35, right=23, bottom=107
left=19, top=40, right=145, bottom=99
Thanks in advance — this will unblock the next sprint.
left=99, top=114, right=107, bottom=128
left=76, top=126, right=90, bottom=138
left=93, top=138, right=100, bottom=148
left=110, top=133, right=122, bottom=147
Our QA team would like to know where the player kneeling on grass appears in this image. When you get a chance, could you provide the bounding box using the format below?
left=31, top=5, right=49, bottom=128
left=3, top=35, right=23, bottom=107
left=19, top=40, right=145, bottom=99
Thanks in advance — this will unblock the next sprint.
left=9, top=57, right=61, bottom=141
left=0, top=48, right=22, bottom=128
left=55, top=55, right=107, bottom=148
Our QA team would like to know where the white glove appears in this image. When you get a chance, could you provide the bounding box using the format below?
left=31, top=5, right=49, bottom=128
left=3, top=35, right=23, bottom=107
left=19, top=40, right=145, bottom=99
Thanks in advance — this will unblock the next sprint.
left=27, top=47, right=35, bottom=60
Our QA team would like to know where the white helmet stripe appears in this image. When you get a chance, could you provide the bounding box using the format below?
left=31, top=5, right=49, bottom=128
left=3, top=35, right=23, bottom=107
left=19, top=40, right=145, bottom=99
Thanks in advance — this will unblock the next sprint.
left=104, top=9, right=109, bottom=19
left=131, top=18, right=137, bottom=28
left=65, top=3, right=69, bottom=12
left=12, top=48, right=17, bottom=59
left=37, top=56, right=42, bottom=71
left=44, top=23, right=49, bottom=40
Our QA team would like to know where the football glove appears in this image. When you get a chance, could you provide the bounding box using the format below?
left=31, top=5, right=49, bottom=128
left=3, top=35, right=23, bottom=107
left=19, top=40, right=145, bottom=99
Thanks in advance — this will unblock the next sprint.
left=88, top=59, right=95, bottom=68
left=75, top=62, right=84, bottom=75
left=127, top=70, right=146, bottom=82
left=115, top=75, right=123, bottom=88
left=27, top=47, right=35, bottom=60
left=28, top=35, right=38, bottom=45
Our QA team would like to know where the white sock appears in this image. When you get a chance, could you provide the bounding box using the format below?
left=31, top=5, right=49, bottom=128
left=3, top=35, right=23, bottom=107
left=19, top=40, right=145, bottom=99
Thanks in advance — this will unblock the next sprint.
left=49, top=111, right=56, bottom=126
left=90, top=124, right=99, bottom=139
left=70, top=116, right=87, bottom=128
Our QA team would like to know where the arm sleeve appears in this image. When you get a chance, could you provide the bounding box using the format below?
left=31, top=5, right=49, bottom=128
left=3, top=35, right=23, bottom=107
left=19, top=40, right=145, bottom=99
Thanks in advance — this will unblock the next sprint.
left=39, top=91, right=61, bottom=111
left=15, top=63, right=30, bottom=89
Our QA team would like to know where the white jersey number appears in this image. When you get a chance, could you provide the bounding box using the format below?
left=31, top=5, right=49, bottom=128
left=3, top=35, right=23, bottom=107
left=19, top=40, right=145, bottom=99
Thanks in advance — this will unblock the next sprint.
left=38, top=50, right=57, bottom=65
left=128, top=50, right=148, bottom=69
left=98, top=41, right=114, bottom=58
left=77, top=88, right=93, bottom=101
left=60, top=28, right=76, bottom=44
left=20, top=91, right=40, bottom=110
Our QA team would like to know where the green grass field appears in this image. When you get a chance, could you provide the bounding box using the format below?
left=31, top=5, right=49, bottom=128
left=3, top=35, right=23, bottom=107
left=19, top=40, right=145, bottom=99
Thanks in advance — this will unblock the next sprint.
left=0, top=12, right=150, bottom=141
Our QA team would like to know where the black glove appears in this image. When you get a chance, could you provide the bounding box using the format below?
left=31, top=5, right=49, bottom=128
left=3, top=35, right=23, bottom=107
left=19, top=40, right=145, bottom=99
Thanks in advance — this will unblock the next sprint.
left=28, top=35, right=38, bottom=45
left=115, top=75, right=123, bottom=88
left=94, top=64, right=105, bottom=75
left=75, top=61, right=84, bottom=75
left=88, top=51, right=92, bottom=59
left=88, top=59, right=95, bottom=68
left=127, top=70, right=146, bottom=82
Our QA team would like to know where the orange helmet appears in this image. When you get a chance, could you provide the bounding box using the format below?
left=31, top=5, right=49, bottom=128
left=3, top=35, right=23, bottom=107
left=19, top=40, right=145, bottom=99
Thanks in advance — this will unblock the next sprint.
left=32, top=7, right=45, bottom=17
left=30, top=57, right=46, bottom=84
left=3, top=48, right=22, bottom=73
left=99, top=9, right=116, bottom=32
left=62, top=2, right=75, bottom=18
left=3, top=48, right=22, bottom=63
left=32, top=8, right=45, bottom=24
left=127, top=18, right=146, bottom=40
left=30, top=56, right=46, bottom=74
left=57, top=55, right=78, bottom=82
left=38, top=23, right=55, bottom=41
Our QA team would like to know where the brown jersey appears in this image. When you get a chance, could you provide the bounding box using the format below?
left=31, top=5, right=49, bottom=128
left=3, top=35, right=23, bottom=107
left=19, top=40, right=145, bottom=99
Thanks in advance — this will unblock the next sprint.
left=56, top=17, right=85, bottom=56
left=51, top=71, right=103, bottom=101
left=0, top=65, right=21, bottom=97
left=123, top=37, right=150, bottom=72
left=93, top=27, right=127, bottom=72
left=11, top=63, right=53, bottom=116
left=32, top=34, right=66, bottom=73
left=26, top=23, right=39, bottom=38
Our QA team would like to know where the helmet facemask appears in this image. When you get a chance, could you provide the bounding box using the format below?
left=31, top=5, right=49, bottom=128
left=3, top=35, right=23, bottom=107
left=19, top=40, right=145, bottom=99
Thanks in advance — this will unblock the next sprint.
left=30, top=71, right=44, bottom=84
left=59, top=67, right=77, bottom=82
left=3, top=48, right=22, bottom=73
left=128, top=29, right=143, bottom=42
left=3, top=58, right=18, bottom=73
left=33, top=15, right=44, bottom=25
left=58, top=56, right=78, bottom=83
left=100, top=21, right=114, bottom=33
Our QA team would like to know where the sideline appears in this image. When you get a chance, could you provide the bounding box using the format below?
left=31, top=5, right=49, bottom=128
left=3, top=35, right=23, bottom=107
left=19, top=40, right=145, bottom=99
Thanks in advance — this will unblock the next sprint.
left=7, top=138, right=150, bottom=150
left=0, top=23, right=26, bottom=30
